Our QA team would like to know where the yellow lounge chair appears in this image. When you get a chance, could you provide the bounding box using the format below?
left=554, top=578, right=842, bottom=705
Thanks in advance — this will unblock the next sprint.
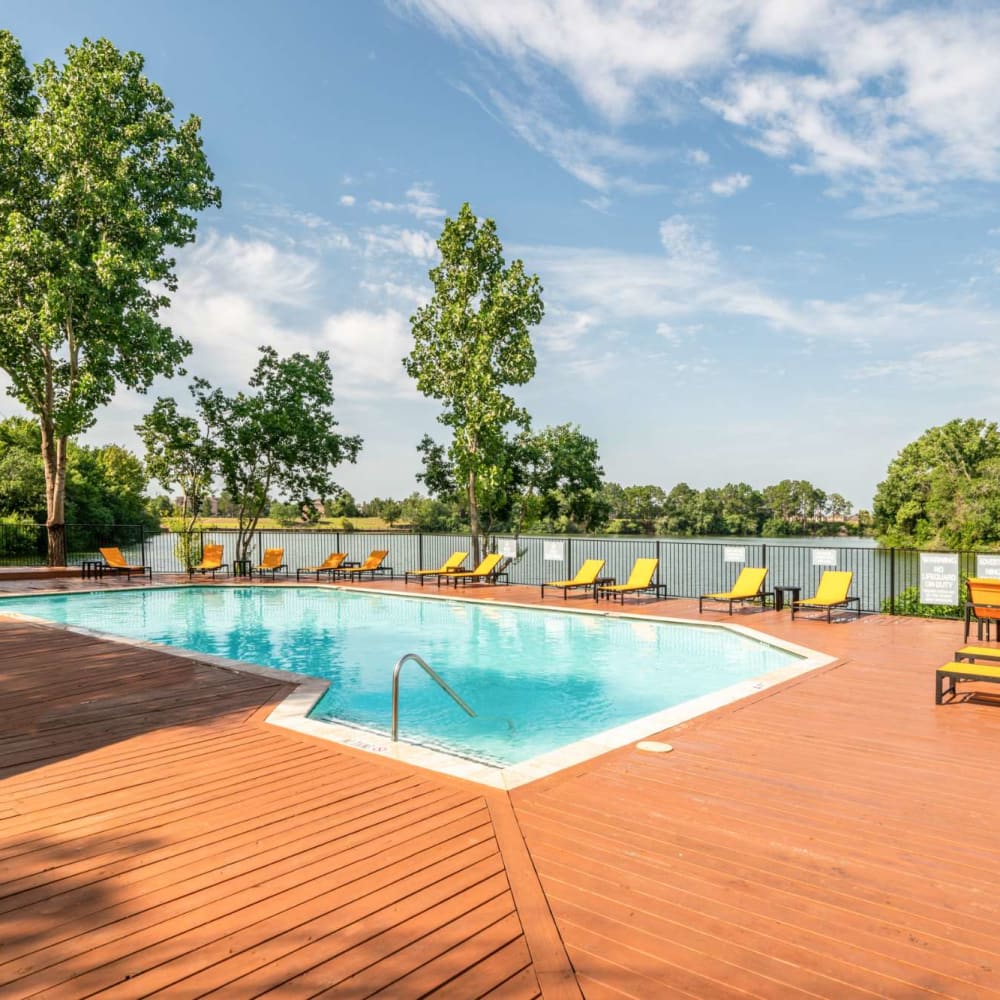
left=253, top=548, right=288, bottom=580
left=99, top=546, right=152, bottom=581
left=189, top=544, right=227, bottom=579
left=331, top=549, right=392, bottom=581
left=445, top=553, right=509, bottom=587
left=595, top=558, right=660, bottom=604
left=699, top=567, right=769, bottom=615
left=964, top=578, right=1000, bottom=642
left=790, top=570, right=860, bottom=622
left=403, top=551, right=468, bottom=586
left=296, top=552, right=348, bottom=581
left=540, top=559, right=606, bottom=599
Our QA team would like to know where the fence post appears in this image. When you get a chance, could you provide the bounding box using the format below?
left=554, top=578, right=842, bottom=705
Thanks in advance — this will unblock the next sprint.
left=762, top=542, right=767, bottom=569
left=567, top=536, right=572, bottom=572
left=418, top=532, right=423, bottom=569
left=890, top=547, right=896, bottom=616
left=140, top=524, right=146, bottom=568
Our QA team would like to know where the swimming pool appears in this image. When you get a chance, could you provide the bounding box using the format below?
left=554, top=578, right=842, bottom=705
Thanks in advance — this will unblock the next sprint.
left=4, top=586, right=810, bottom=770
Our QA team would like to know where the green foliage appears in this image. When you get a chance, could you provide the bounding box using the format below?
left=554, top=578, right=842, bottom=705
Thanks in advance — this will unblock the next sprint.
left=0, top=31, right=219, bottom=562
left=269, top=501, right=303, bottom=527
left=514, top=424, right=607, bottom=533
left=881, top=585, right=961, bottom=620
left=404, top=203, right=543, bottom=559
left=141, top=346, right=362, bottom=562
left=874, top=419, right=1000, bottom=548
left=136, top=396, right=214, bottom=536
left=0, top=415, right=155, bottom=531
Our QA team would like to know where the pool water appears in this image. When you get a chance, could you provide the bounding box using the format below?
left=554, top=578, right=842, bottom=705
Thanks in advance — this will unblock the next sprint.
left=6, top=587, right=800, bottom=766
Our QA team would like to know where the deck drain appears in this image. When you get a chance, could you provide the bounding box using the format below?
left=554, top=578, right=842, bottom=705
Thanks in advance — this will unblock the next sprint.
left=636, top=740, right=673, bottom=753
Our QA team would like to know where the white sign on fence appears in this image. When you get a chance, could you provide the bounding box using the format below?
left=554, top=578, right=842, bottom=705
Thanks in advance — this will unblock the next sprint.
left=920, top=552, right=959, bottom=605
left=976, top=554, right=1000, bottom=579
left=543, top=540, right=565, bottom=562
left=723, top=546, right=746, bottom=564
left=497, top=538, right=518, bottom=559
left=811, top=548, right=838, bottom=567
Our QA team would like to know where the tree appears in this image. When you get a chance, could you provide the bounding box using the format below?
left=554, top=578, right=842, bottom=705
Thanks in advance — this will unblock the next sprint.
left=191, top=347, right=361, bottom=561
left=873, top=418, right=1000, bottom=548
left=0, top=32, right=220, bottom=564
left=136, top=396, right=215, bottom=540
left=404, top=203, right=543, bottom=561
left=513, top=424, right=607, bottom=532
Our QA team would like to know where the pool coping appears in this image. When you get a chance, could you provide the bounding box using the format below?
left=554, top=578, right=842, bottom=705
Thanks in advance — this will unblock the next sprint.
left=0, top=582, right=837, bottom=789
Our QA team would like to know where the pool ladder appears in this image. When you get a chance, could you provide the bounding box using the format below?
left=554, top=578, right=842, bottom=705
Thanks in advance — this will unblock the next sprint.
left=391, top=652, right=476, bottom=741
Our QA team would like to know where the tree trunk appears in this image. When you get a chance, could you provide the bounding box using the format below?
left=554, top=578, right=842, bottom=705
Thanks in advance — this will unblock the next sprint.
left=41, top=422, right=68, bottom=566
left=467, top=469, right=482, bottom=564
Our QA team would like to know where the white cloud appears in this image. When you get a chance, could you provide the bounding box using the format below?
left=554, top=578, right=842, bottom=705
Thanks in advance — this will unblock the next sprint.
left=363, top=226, right=439, bottom=261
left=179, top=231, right=319, bottom=307
left=688, top=148, right=711, bottom=166
left=658, top=215, right=718, bottom=273
left=855, top=340, right=999, bottom=386
left=710, top=172, right=752, bottom=196
left=321, top=309, right=417, bottom=398
left=400, top=0, right=1000, bottom=211
left=340, top=194, right=356, bottom=207
left=369, top=182, right=447, bottom=221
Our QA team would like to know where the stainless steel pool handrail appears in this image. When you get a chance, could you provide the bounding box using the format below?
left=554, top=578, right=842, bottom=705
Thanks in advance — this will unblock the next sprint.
left=392, top=652, right=476, bottom=741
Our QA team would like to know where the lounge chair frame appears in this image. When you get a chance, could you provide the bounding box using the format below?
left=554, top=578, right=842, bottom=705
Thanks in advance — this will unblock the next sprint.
left=446, top=556, right=511, bottom=588
left=189, top=545, right=228, bottom=580
left=540, top=559, right=606, bottom=600
left=99, top=547, right=152, bottom=582
left=963, top=579, right=1000, bottom=642
left=254, top=549, right=289, bottom=580
left=296, top=553, right=348, bottom=581
left=403, top=552, right=469, bottom=586
left=790, top=597, right=861, bottom=622
left=936, top=659, right=1000, bottom=704
left=330, top=551, right=393, bottom=582
left=790, top=591, right=861, bottom=622
left=698, top=568, right=771, bottom=615
left=594, top=559, right=662, bottom=604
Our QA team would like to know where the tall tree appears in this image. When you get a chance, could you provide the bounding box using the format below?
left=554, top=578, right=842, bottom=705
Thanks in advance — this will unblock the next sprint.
left=404, top=203, right=543, bottom=561
left=0, top=33, right=219, bottom=563
left=191, top=347, right=361, bottom=562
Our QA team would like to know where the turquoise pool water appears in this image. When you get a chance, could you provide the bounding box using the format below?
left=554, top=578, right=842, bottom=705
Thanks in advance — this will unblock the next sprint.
left=6, top=587, right=800, bottom=766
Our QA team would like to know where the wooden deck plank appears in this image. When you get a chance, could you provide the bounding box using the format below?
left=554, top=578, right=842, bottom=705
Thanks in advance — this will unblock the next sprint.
left=6, top=579, right=1000, bottom=997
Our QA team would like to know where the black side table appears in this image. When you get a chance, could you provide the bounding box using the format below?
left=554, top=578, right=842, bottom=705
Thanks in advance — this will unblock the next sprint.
left=81, top=560, right=106, bottom=580
left=773, top=585, right=801, bottom=612
left=231, top=559, right=253, bottom=578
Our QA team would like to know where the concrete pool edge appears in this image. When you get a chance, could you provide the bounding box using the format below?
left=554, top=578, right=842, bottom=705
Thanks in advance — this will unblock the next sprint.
left=1, top=583, right=838, bottom=790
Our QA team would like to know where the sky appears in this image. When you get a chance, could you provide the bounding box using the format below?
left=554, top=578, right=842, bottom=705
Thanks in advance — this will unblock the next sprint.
left=4, top=0, right=1000, bottom=510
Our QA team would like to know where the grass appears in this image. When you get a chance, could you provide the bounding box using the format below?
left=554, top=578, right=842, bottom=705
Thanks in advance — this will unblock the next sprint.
left=161, top=516, right=411, bottom=532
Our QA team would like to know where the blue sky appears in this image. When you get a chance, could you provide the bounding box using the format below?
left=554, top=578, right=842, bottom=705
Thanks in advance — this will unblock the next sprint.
left=5, top=0, right=1000, bottom=510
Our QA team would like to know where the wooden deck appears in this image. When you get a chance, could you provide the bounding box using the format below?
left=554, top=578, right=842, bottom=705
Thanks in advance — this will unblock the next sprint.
left=3, top=577, right=1000, bottom=997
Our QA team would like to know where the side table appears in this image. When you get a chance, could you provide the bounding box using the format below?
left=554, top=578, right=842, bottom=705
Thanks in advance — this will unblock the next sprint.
left=232, top=559, right=253, bottom=578
left=773, top=585, right=801, bottom=612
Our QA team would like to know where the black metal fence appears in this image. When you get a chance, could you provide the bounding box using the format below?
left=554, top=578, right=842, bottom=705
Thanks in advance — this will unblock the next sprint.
left=7, top=523, right=993, bottom=620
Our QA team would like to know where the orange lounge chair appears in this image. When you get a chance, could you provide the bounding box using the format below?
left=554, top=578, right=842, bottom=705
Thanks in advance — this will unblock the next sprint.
left=445, top=553, right=510, bottom=587
left=253, top=548, right=288, bottom=580
left=595, top=558, right=660, bottom=604
left=404, top=551, right=468, bottom=586
left=296, top=552, right=348, bottom=581
left=699, top=567, right=770, bottom=615
left=189, top=544, right=228, bottom=579
left=790, top=570, right=860, bottom=622
left=540, top=559, right=606, bottom=599
left=964, top=578, right=1000, bottom=642
left=99, top=546, right=152, bottom=581
left=331, top=549, right=392, bottom=581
